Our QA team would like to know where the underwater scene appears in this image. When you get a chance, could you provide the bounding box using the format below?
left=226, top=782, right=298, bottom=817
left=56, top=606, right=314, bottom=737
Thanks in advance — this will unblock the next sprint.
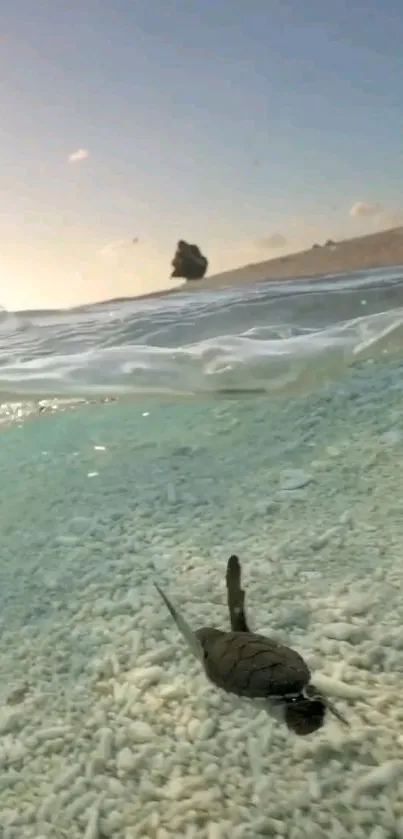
left=2, top=268, right=403, bottom=838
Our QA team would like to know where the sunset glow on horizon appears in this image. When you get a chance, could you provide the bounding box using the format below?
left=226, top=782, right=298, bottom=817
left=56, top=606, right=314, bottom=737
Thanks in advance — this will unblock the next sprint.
left=2, top=1, right=403, bottom=310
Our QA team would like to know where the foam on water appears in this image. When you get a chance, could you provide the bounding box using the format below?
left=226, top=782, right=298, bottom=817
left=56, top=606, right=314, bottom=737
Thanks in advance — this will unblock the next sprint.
left=2, top=269, right=403, bottom=838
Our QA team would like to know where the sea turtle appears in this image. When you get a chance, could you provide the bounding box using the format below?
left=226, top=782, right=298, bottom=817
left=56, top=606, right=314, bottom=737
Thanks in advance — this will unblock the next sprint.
left=154, top=554, right=349, bottom=736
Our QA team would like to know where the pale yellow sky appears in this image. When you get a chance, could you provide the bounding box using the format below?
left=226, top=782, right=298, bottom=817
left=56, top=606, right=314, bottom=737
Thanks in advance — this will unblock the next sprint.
left=3, top=2, right=403, bottom=311
left=2, top=212, right=395, bottom=311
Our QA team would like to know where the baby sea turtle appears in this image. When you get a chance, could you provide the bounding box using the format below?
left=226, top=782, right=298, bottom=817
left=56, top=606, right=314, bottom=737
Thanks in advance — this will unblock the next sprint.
left=154, top=554, right=349, bottom=736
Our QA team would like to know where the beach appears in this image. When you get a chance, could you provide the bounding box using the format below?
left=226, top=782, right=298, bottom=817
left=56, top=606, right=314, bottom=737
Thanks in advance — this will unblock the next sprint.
left=93, top=226, right=403, bottom=309
left=170, top=225, right=403, bottom=297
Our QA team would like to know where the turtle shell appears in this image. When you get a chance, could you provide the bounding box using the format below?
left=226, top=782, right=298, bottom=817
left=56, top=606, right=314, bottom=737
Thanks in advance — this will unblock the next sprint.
left=195, top=628, right=311, bottom=700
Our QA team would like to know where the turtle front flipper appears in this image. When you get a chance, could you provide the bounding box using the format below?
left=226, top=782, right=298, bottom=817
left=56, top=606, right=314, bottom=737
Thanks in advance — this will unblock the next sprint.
left=304, top=683, right=349, bottom=728
left=154, top=581, right=204, bottom=663
left=226, top=555, right=250, bottom=633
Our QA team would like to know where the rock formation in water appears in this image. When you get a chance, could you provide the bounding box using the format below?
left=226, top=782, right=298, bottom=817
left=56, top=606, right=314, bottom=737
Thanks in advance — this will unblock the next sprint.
left=170, top=240, right=208, bottom=281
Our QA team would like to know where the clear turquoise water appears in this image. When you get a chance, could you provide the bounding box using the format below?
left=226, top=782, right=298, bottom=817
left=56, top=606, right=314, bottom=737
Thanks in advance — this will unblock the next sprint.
left=2, top=271, right=403, bottom=838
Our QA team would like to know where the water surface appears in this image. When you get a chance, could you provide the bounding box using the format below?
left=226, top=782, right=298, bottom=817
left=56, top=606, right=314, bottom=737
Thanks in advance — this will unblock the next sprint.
left=1, top=265, right=403, bottom=401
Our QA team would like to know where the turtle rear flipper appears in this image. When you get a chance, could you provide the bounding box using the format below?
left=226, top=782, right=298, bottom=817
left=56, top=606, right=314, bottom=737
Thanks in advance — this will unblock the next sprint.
left=226, top=555, right=250, bottom=633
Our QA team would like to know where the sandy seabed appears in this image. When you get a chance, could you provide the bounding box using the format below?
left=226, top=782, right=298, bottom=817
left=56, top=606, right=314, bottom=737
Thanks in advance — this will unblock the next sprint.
left=1, top=357, right=403, bottom=838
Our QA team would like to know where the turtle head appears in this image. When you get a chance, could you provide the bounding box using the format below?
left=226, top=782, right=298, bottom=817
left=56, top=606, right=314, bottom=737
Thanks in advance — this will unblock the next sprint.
left=284, top=684, right=349, bottom=736
left=284, top=694, right=326, bottom=735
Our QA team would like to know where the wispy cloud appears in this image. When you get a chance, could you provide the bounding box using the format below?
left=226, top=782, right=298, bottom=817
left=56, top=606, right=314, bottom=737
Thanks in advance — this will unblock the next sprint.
left=349, top=201, right=403, bottom=229
left=68, top=148, right=89, bottom=163
left=256, top=233, right=287, bottom=249
left=98, top=239, right=135, bottom=257
left=349, top=201, right=380, bottom=219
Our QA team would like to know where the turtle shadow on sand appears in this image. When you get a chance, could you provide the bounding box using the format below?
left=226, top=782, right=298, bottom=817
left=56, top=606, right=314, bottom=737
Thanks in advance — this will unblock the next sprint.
left=155, top=555, right=349, bottom=737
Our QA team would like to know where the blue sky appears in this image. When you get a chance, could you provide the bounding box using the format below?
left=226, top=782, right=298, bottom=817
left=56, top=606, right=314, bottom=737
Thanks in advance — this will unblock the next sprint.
left=2, top=0, right=403, bottom=308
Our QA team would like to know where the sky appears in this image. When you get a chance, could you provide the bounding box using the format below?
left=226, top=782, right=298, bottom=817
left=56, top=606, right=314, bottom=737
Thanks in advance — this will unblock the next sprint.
left=1, top=0, right=403, bottom=310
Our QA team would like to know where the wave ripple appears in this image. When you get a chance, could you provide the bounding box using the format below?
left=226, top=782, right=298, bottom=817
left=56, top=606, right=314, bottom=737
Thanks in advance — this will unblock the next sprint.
left=1, top=267, right=403, bottom=399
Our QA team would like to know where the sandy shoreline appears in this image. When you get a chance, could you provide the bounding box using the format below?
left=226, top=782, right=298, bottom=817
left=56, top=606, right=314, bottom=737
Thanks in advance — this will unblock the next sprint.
left=201, top=224, right=403, bottom=287
left=128, top=225, right=403, bottom=304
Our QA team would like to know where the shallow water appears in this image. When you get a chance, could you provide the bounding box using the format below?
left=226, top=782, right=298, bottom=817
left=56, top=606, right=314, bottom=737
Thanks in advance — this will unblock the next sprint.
left=1, top=270, right=403, bottom=838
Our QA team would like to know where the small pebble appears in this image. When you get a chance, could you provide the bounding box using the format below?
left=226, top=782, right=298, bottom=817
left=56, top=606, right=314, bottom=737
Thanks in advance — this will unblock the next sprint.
left=322, top=622, right=364, bottom=643
left=83, top=802, right=101, bottom=839
left=380, top=429, right=402, bottom=445
left=117, top=746, right=137, bottom=774
left=279, top=469, right=313, bottom=491
left=127, top=721, right=154, bottom=743
left=353, top=761, right=403, bottom=797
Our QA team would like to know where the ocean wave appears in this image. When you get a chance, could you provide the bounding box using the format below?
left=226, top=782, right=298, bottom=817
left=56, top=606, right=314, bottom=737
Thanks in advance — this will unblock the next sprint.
left=1, top=266, right=403, bottom=400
